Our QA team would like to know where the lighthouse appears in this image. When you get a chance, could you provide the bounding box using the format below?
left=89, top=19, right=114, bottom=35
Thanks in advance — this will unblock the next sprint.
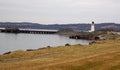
left=91, top=21, right=95, bottom=32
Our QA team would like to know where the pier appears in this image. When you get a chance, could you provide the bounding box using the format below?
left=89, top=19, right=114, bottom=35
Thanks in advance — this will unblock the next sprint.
left=0, top=28, right=58, bottom=34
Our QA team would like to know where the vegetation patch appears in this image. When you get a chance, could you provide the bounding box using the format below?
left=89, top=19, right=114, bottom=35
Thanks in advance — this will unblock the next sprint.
left=64, top=61, right=103, bottom=70
left=109, top=64, right=120, bottom=70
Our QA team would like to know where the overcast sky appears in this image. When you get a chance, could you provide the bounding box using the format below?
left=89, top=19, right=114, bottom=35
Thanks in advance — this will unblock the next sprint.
left=0, top=0, right=120, bottom=24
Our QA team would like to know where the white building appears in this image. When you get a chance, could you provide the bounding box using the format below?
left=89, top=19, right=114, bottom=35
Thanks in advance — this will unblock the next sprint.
left=89, top=21, right=95, bottom=32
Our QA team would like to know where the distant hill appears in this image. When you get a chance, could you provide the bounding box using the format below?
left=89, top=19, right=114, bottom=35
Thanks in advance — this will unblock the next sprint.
left=0, top=22, right=120, bottom=31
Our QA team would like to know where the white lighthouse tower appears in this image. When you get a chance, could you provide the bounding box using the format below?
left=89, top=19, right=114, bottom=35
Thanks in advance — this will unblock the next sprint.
left=91, top=21, right=95, bottom=32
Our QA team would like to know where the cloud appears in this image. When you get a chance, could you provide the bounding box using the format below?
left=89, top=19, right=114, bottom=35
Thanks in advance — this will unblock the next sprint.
left=0, top=0, right=120, bottom=24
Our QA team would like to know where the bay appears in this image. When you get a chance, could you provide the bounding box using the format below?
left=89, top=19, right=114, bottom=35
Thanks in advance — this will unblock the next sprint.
left=0, top=33, right=91, bottom=54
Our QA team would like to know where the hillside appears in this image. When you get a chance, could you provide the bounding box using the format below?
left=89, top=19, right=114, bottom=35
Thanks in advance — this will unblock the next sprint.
left=0, top=22, right=120, bottom=31
left=0, top=39, right=120, bottom=70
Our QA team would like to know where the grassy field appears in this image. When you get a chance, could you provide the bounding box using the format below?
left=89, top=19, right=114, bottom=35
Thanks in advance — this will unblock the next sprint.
left=0, top=39, right=120, bottom=70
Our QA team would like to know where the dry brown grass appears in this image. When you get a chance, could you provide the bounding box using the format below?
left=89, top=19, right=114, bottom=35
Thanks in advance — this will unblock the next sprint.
left=0, top=39, right=120, bottom=70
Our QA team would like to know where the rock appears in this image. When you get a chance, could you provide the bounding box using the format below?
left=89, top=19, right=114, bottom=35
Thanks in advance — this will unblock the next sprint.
left=47, top=46, right=51, bottom=48
left=3, top=51, right=11, bottom=55
left=89, top=41, right=96, bottom=45
left=26, top=49, right=35, bottom=51
left=65, top=43, right=71, bottom=46
left=38, top=47, right=46, bottom=50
